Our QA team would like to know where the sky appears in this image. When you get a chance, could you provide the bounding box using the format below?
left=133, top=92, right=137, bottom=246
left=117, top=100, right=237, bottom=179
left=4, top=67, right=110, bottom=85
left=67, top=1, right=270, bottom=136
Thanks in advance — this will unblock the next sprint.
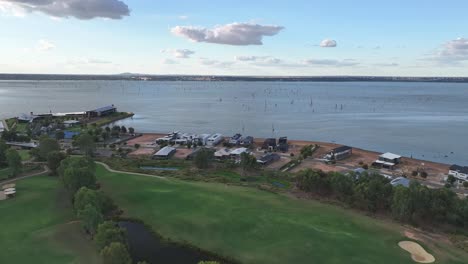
left=0, top=0, right=467, bottom=76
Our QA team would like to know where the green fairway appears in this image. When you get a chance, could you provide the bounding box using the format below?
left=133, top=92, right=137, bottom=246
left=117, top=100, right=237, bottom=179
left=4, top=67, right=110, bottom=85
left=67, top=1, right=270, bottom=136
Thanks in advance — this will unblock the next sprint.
left=0, top=176, right=100, bottom=264
left=95, top=164, right=468, bottom=264
left=0, top=168, right=10, bottom=180
left=18, top=149, right=31, bottom=161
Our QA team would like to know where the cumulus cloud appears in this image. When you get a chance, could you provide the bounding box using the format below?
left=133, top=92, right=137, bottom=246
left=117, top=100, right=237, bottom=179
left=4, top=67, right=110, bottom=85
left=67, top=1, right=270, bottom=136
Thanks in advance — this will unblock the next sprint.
left=161, top=49, right=195, bottom=59
left=435, top=38, right=468, bottom=62
left=171, top=22, right=284, bottom=46
left=303, top=59, right=359, bottom=67
left=37, top=39, right=55, bottom=51
left=0, top=0, right=130, bottom=20
left=199, top=57, right=234, bottom=67
left=320, top=39, right=337, bottom=48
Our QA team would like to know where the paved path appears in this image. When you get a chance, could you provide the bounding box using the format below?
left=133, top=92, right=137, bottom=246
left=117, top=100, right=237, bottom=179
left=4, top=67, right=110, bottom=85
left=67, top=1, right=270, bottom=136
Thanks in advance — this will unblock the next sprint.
left=0, top=166, right=50, bottom=185
left=95, top=162, right=168, bottom=180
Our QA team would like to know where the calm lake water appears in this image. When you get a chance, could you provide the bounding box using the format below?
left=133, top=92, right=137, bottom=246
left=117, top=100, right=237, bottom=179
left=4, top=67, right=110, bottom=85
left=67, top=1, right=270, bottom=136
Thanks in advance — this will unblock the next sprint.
left=0, top=80, right=467, bottom=164
left=119, top=221, right=222, bottom=264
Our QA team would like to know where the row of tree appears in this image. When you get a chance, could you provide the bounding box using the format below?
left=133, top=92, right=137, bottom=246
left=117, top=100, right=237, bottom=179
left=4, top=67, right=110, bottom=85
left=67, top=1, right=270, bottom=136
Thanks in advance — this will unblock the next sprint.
left=296, top=169, right=468, bottom=228
left=0, top=140, right=23, bottom=178
left=57, top=156, right=138, bottom=264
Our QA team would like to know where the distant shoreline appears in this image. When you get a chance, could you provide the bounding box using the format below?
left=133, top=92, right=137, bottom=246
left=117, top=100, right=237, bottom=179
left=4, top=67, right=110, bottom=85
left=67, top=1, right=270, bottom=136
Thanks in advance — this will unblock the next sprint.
left=1, top=74, right=468, bottom=83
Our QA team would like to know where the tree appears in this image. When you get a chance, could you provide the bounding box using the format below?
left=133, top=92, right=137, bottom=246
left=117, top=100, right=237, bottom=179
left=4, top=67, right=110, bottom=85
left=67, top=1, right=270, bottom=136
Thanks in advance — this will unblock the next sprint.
left=47, top=151, right=66, bottom=176
left=78, top=204, right=103, bottom=234
left=0, top=139, right=8, bottom=166
left=240, top=152, right=257, bottom=176
left=100, top=242, right=132, bottom=264
left=463, top=182, right=468, bottom=188
left=59, top=157, right=96, bottom=192
left=102, top=131, right=110, bottom=141
left=120, top=126, right=127, bottom=134
left=447, top=175, right=456, bottom=185
left=37, top=136, right=60, bottom=161
left=74, top=187, right=102, bottom=213
left=329, top=172, right=354, bottom=202
left=194, top=148, right=213, bottom=169
left=95, top=221, right=127, bottom=250
left=105, top=126, right=111, bottom=133
left=6, top=149, right=22, bottom=177
left=55, top=131, right=65, bottom=141
left=134, top=144, right=141, bottom=149
left=74, top=134, right=96, bottom=156
left=128, top=127, right=135, bottom=134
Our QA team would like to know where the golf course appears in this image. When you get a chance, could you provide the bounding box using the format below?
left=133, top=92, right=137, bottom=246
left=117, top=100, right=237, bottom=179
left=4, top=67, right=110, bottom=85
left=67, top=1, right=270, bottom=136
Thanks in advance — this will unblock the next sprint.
left=95, top=165, right=468, bottom=264
left=0, top=176, right=100, bottom=264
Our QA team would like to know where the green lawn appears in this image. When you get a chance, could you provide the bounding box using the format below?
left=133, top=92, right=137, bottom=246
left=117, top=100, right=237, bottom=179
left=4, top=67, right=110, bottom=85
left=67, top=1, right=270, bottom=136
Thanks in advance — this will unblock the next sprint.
left=95, top=164, right=468, bottom=264
left=0, top=176, right=100, bottom=264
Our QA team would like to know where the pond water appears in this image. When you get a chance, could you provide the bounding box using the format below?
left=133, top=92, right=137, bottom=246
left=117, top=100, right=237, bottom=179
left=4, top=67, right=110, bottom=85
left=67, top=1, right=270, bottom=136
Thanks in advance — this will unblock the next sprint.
left=118, top=221, right=223, bottom=264
left=139, top=166, right=179, bottom=171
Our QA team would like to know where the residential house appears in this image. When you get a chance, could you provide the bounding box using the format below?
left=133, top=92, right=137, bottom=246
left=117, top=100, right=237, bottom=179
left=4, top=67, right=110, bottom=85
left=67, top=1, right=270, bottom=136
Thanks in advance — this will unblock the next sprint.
left=228, top=133, right=242, bottom=145
left=63, top=120, right=81, bottom=128
left=207, top=133, right=223, bottom=146
left=240, top=136, right=254, bottom=147
left=325, top=146, right=353, bottom=161
left=277, top=137, right=289, bottom=152
left=198, top=134, right=212, bottom=146
left=390, top=177, right=411, bottom=188
left=373, top=152, right=402, bottom=170
left=262, top=138, right=277, bottom=150
left=230, top=147, right=249, bottom=158
left=257, top=153, right=281, bottom=165
left=449, top=165, right=468, bottom=182
left=214, top=148, right=231, bottom=160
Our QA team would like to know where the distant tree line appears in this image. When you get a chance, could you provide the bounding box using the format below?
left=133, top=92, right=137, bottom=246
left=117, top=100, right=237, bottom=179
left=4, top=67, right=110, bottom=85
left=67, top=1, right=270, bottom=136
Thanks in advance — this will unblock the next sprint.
left=296, top=169, right=468, bottom=229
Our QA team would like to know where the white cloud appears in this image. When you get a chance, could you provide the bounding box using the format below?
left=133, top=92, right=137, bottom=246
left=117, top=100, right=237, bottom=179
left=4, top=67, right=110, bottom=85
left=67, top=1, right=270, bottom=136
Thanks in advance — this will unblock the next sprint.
left=37, top=39, right=55, bottom=51
left=436, top=38, right=468, bottom=62
left=68, top=58, right=112, bottom=65
left=171, top=22, right=284, bottom=46
left=178, top=15, right=188, bottom=20
left=374, top=62, right=399, bottom=67
left=320, top=39, right=337, bottom=48
left=236, top=55, right=283, bottom=66
left=303, top=59, right=359, bottom=67
left=161, top=49, right=195, bottom=59
left=199, top=57, right=234, bottom=67
left=0, top=0, right=130, bottom=20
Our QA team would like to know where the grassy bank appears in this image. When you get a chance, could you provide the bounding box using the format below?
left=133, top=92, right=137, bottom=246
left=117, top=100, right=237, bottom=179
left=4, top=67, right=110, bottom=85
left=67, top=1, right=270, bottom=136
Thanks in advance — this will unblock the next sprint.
left=95, top=164, right=468, bottom=264
left=0, top=176, right=100, bottom=264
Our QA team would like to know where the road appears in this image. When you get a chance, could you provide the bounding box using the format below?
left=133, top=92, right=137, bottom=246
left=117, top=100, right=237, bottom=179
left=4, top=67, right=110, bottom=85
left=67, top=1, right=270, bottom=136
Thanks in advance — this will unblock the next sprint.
left=95, top=161, right=167, bottom=180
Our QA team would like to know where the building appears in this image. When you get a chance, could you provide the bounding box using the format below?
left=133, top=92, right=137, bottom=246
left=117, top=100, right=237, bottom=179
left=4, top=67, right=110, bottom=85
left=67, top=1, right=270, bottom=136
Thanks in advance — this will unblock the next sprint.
left=153, top=146, right=176, bottom=159
left=373, top=152, right=402, bottom=170
left=449, top=165, right=468, bottom=181
left=240, top=136, right=254, bottom=146
left=214, top=148, right=231, bottom=160
left=63, top=120, right=81, bottom=128
left=228, top=133, right=242, bottom=145
left=257, top=153, right=281, bottom=165
left=6, top=142, right=38, bottom=149
left=17, top=113, right=39, bottom=123
left=390, top=177, right=411, bottom=188
left=324, top=146, right=353, bottom=161
left=63, top=131, right=80, bottom=140
left=86, top=105, right=117, bottom=118
left=207, top=133, right=223, bottom=146
left=262, top=138, right=277, bottom=150
left=277, top=137, right=289, bottom=152
left=230, top=147, right=248, bottom=158
left=198, top=134, right=212, bottom=146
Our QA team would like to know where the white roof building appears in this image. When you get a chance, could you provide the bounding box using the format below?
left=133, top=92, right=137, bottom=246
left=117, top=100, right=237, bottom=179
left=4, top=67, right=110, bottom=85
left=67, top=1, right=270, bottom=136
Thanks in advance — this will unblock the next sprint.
left=230, top=147, right=248, bottom=156
left=380, top=152, right=402, bottom=160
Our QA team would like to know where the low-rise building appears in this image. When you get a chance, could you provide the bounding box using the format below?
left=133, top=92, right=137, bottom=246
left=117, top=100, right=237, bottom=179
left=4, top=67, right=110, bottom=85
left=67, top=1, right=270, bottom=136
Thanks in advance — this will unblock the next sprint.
left=86, top=105, right=117, bottom=118
left=214, top=148, right=231, bottom=160
left=390, top=177, right=410, bottom=188
left=325, top=145, right=353, bottom=161
left=257, top=153, right=281, bottom=165
left=262, top=138, right=277, bottom=150
left=153, top=146, right=176, bottom=159
left=228, top=133, right=242, bottom=145
left=230, top=147, right=248, bottom=158
left=449, top=164, right=468, bottom=181
left=240, top=136, right=254, bottom=146
left=373, top=152, right=402, bottom=170
left=207, top=133, right=223, bottom=146
left=198, top=134, right=211, bottom=146
left=63, top=120, right=81, bottom=128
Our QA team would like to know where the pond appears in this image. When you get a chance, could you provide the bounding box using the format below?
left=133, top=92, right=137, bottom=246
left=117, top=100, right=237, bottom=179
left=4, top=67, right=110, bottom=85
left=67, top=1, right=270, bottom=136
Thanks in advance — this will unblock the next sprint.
left=118, top=221, right=224, bottom=264
left=139, top=166, right=179, bottom=171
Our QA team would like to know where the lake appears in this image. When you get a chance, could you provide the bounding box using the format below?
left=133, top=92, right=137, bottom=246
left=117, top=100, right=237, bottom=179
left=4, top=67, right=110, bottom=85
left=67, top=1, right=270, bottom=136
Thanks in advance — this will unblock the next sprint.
left=0, top=80, right=467, bottom=164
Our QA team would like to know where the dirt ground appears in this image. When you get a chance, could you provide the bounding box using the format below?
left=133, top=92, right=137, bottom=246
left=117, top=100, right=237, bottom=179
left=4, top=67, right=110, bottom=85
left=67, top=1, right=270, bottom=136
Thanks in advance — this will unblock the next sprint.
left=173, top=148, right=192, bottom=159
left=126, top=133, right=166, bottom=147
left=129, top=148, right=155, bottom=156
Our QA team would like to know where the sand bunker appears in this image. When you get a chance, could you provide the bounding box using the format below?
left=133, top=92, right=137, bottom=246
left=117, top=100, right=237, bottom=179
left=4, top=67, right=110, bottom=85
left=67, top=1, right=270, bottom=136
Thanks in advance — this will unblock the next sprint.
left=398, top=241, right=435, bottom=263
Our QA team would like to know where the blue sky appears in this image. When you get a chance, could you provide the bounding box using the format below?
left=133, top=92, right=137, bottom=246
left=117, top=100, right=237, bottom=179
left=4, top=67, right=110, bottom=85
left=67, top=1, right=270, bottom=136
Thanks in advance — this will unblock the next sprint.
left=0, top=0, right=467, bottom=76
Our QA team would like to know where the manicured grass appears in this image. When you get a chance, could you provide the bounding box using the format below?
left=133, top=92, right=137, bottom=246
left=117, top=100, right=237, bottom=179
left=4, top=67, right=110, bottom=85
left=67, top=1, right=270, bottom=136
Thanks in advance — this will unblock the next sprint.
left=0, top=176, right=100, bottom=264
left=95, top=164, right=468, bottom=264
